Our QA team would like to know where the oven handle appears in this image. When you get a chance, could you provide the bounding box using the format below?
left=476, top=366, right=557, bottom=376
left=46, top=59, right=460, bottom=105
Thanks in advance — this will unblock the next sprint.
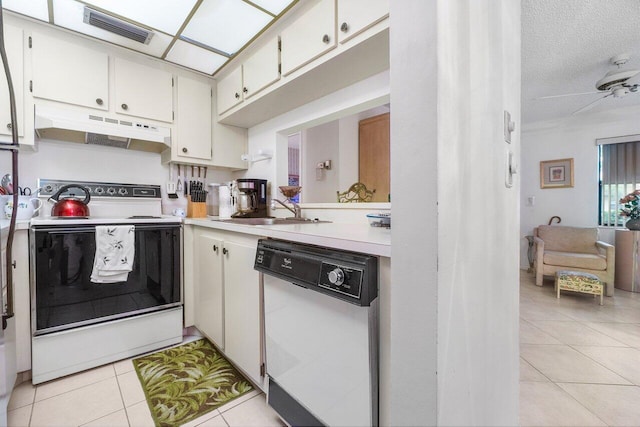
left=32, top=224, right=181, bottom=233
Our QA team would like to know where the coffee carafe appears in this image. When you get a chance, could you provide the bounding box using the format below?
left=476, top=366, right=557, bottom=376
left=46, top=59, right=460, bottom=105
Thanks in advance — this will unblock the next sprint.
left=231, top=179, right=268, bottom=218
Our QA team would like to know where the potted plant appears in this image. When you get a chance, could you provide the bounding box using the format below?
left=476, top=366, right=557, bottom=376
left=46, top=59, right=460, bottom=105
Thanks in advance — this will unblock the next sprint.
left=620, top=190, right=640, bottom=230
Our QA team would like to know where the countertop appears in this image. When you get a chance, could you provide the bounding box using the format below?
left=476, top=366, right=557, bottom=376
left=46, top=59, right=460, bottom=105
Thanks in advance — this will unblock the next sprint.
left=0, top=218, right=392, bottom=257
left=185, top=218, right=391, bottom=257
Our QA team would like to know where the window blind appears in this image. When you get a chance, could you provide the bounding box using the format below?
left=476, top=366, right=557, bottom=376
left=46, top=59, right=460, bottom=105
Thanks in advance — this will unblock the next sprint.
left=600, top=140, right=640, bottom=226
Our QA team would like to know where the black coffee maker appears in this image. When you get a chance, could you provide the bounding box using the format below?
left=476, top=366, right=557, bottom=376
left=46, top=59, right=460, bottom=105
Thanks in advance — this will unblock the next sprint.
left=231, top=179, right=268, bottom=218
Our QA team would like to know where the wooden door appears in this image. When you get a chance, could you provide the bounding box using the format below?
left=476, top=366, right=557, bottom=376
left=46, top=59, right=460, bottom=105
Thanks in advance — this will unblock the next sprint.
left=359, top=113, right=390, bottom=202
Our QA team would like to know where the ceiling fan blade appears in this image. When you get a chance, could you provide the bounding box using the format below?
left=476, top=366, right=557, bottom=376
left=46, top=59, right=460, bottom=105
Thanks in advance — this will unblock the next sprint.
left=572, top=93, right=613, bottom=115
left=537, top=91, right=603, bottom=100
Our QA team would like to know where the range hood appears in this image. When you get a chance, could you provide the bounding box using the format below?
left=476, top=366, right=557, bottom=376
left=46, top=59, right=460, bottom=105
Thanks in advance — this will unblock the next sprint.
left=34, top=105, right=171, bottom=154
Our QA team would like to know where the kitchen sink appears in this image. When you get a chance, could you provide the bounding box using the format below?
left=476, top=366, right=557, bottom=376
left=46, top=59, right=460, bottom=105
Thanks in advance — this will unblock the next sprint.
left=216, top=217, right=330, bottom=225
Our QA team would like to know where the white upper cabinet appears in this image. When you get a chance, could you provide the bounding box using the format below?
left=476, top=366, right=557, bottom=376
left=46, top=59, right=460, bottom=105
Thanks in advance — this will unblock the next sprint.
left=280, top=0, right=335, bottom=76
left=217, top=36, right=280, bottom=115
left=0, top=24, right=24, bottom=138
left=337, top=0, right=389, bottom=44
left=31, top=32, right=109, bottom=110
left=114, top=58, right=173, bottom=123
left=175, top=76, right=212, bottom=161
left=242, top=37, right=280, bottom=99
left=217, top=66, right=243, bottom=116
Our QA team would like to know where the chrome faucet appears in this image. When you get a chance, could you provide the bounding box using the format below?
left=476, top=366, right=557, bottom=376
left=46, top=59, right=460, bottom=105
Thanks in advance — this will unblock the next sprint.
left=271, top=198, right=302, bottom=219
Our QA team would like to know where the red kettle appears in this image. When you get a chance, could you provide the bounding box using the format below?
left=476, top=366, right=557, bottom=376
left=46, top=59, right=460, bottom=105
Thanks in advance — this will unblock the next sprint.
left=49, top=184, right=91, bottom=217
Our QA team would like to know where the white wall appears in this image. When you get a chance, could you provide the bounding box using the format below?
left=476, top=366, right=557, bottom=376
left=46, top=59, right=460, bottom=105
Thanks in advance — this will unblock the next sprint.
left=301, top=121, right=339, bottom=202
left=390, top=0, right=521, bottom=425
left=0, top=140, right=232, bottom=216
left=239, top=70, right=389, bottom=207
left=520, top=104, right=640, bottom=268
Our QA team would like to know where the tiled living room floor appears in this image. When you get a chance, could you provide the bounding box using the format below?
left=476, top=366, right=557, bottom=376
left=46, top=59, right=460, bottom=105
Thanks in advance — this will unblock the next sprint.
left=8, top=272, right=640, bottom=426
left=520, top=271, right=640, bottom=426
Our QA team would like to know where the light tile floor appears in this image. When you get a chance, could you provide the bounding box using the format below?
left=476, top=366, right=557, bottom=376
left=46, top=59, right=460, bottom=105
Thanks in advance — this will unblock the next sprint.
left=6, top=336, right=284, bottom=427
left=520, top=272, right=640, bottom=426
left=9, top=273, right=640, bottom=426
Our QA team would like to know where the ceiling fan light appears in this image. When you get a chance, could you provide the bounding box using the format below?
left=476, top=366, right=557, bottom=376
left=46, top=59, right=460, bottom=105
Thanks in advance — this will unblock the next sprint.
left=613, top=87, right=628, bottom=98
left=596, top=69, right=640, bottom=91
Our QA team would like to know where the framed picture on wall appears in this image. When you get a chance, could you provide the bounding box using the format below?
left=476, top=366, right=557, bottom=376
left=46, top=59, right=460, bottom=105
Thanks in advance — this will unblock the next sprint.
left=540, top=158, right=574, bottom=189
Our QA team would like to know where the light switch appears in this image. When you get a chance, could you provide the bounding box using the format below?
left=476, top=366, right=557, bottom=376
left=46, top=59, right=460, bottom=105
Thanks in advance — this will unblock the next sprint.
left=505, top=150, right=517, bottom=188
left=504, top=110, right=515, bottom=143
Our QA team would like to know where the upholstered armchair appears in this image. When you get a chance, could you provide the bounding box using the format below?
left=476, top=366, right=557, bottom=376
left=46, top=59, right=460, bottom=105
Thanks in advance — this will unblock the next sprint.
left=534, top=225, right=615, bottom=296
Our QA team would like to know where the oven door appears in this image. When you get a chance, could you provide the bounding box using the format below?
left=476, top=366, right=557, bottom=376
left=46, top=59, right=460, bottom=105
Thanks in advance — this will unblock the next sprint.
left=31, top=223, right=181, bottom=335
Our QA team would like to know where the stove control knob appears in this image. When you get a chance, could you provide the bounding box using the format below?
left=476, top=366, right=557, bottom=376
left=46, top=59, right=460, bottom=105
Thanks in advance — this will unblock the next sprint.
left=118, top=188, right=128, bottom=196
left=94, top=187, right=104, bottom=195
left=328, top=268, right=344, bottom=286
left=107, top=187, right=116, bottom=195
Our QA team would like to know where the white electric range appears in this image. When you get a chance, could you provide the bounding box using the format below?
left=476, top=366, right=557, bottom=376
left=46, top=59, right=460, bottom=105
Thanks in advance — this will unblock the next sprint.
left=30, top=179, right=183, bottom=384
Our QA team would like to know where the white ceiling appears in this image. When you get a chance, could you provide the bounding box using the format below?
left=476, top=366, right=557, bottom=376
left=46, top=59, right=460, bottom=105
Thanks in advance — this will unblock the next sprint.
left=2, top=0, right=297, bottom=76
left=5, top=0, right=637, bottom=123
left=522, top=0, right=640, bottom=124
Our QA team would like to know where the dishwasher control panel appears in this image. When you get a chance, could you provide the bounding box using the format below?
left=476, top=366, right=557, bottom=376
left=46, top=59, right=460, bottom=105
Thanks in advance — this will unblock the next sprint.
left=319, top=263, right=363, bottom=299
left=255, top=239, right=378, bottom=306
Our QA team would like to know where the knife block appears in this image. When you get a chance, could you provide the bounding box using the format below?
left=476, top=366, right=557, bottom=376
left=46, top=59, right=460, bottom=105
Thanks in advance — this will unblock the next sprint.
left=187, top=197, right=207, bottom=218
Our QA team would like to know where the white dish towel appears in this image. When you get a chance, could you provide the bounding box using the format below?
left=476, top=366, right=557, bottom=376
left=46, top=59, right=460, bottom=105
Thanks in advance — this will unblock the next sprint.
left=90, top=225, right=135, bottom=284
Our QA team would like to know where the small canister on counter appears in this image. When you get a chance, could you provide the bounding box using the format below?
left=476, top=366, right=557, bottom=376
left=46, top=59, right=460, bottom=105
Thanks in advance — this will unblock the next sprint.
left=218, top=184, right=234, bottom=219
left=207, top=183, right=220, bottom=216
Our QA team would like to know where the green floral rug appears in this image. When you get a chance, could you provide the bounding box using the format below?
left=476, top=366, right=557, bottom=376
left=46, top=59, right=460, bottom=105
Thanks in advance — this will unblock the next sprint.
left=133, top=339, right=253, bottom=427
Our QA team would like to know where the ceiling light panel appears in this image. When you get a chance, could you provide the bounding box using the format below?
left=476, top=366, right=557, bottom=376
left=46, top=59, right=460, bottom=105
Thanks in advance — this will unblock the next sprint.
left=81, top=0, right=198, bottom=35
left=53, top=0, right=173, bottom=57
left=2, top=0, right=49, bottom=22
left=249, top=0, right=295, bottom=15
left=165, top=40, right=228, bottom=74
left=182, top=0, right=272, bottom=55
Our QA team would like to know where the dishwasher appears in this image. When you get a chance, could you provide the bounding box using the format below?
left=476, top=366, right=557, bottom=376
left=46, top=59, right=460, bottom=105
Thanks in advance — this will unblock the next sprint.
left=254, top=239, right=379, bottom=427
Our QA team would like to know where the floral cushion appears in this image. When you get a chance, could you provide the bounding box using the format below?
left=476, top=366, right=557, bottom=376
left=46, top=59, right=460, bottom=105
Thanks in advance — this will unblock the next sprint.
left=556, top=270, right=603, bottom=295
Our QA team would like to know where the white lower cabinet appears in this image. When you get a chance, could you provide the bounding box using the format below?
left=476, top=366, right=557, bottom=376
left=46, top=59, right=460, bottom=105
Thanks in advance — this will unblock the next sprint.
left=194, top=232, right=224, bottom=348
left=223, top=240, right=262, bottom=385
left=191, top=227, right=263, bottom=388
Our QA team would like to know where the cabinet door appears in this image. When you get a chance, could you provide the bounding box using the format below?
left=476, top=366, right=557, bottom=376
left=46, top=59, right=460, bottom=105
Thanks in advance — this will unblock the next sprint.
left=0, top=25, right=24, bottom=138
left=12, top=230, right=30, bottom=372
left=242, top=37, right=280, bottom=100
left=31, top=33, right=108, bottom=110
left=114, top=58, right=173, bottom=123
left=176, top=76, right=212, bottom=160
left=223, top=240, right=262, bottom=383
left=217, top=67, right=243, bottom=115
left=194, top=232, right=225, bottom=349
left=337, top=0, right=389, bottom=43
left=211, top=120, right=247, bottom=169
left=280, top=0, right=336, bottom=76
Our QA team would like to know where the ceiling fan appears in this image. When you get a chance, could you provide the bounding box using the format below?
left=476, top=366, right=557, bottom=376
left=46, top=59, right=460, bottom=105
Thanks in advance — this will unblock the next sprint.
left=538, top=54, right=640, bottom=115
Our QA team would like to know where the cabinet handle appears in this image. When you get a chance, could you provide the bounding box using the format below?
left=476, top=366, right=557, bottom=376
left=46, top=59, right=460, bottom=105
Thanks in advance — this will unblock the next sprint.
left=322, top=34, right=330, bottom=44
left=340, top=22, right=349, bottom=32
left=243, top=87, right=248, bottom=94
left=182, top=147, right=188, bottom=153
left=121, top=103, right=128, bottom=110
left=235, top=92, right=240, bottom=99
left=223, top=248, right=228, bottom=255
left=6, top=123, right=11, bottom=130
left=11, top=261, right=16, bottom=268
left=96, top=98, right=104, bottom=106
left=213, top=244, right=218, bottom=253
